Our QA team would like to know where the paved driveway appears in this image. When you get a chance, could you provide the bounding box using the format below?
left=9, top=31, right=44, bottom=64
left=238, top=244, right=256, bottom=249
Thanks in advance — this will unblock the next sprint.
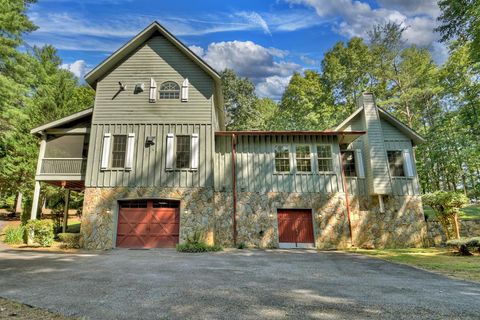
left=0, top=248, right=479, bottom=319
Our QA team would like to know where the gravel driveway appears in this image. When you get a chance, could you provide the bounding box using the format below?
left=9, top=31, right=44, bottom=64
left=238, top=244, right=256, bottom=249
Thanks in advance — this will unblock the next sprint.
left=0, top=248, right=479, bottom=319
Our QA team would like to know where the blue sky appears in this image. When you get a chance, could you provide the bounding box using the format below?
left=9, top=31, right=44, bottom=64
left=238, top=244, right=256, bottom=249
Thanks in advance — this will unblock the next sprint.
left=25, top=0, right=445, bottom=99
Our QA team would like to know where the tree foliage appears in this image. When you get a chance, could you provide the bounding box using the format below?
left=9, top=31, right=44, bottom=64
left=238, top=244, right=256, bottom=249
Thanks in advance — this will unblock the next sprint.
left=423, top=191, right=469, bottom=239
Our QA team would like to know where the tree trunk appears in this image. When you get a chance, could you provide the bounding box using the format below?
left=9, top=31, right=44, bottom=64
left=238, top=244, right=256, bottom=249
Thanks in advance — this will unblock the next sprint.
left=453, top=213, right=461, bottom=239
left=14, top=192, right=23, bottom=214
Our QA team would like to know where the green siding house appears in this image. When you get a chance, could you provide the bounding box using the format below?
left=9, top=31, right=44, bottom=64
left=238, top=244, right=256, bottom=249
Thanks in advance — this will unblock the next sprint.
left=30, top=22, right=427, bottom=250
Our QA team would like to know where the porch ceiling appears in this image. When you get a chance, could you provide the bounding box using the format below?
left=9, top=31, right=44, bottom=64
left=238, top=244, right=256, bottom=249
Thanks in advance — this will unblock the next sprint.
left=42, top=180, right=85, bottom=191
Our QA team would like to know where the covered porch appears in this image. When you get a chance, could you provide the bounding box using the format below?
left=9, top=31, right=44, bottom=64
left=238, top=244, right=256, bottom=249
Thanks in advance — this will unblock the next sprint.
left=30, top=108, right=92, bottom=231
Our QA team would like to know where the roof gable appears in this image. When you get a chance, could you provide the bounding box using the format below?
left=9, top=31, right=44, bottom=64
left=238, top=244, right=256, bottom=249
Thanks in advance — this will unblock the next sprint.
left=84, top=21, right=221, bottom=88
left=335, top=106, right=425, bottom=145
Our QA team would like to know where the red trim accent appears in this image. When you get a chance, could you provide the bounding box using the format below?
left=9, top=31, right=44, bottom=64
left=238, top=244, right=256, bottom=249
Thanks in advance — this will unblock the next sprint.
left=231, top=134, right=237, bottom=246
left=215, top=131, right=366, bottom=136
left=339, top=151, right=354, bottom=247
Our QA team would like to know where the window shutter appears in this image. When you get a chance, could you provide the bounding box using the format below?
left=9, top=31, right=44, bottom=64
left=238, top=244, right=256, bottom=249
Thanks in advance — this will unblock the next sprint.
left=181, top=78, right=189, bottom=102
left=166, top=133, right=174, bottom=169
left=101, top=133, right=111, bottom=170
left=191, top=133, right=199, bottom=169
left=403, top=149, right=414, bottom=177
left=355, top=149, right=365, bottom=178
left=125, top=133, right=135, bottom=170
left=149, top=78, right=157, bottom=102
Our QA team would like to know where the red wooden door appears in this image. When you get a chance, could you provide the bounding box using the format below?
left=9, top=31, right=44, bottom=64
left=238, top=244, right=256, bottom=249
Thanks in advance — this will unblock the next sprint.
left=116, top=200, right=179, bottom=248
left=277, top=209, right=314, bottom=244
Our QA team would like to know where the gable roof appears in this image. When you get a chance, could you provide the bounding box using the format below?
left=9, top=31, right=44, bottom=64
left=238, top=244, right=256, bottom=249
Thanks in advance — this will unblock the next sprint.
left=31, top=108, right=93, bottom=134
left=83, top=21, right=225, bottom=130
left=84, top=21, right=221, bottom=88
left=335, top=106, right=425, bottom=145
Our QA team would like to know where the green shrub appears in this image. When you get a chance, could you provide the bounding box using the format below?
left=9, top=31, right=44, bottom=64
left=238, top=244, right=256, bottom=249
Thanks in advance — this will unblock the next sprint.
left=236, top=242, right=247, bottom=249
left=57, top=233, right=81, bottom=249
left=3, top=226, right=25, bottom=244
left=446, top=237, right=480, bottom=256
left=176, top=242, right=223, bottom=253
left=26, top=220, right=54, bottom=247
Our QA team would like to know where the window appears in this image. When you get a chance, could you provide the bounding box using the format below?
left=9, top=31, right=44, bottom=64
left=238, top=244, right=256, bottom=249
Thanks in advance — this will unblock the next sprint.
left=159, top=81, right=180, bottom=99
left=296, top=145, right=312, bottom=172
left=175, top=135, right=191, bottom=169
left=387, top=150, right=405, bottom=176
left=341, top=151, right=356, bottom=177
left=274, top=145, right=290, bottom=172
left=111, top=135, right=127, bottom=168
left=317, top=145, right=333, bottom=172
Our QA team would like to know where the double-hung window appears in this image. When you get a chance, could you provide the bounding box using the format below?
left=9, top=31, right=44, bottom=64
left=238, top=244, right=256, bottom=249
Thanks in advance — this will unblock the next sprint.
left=111, top=135, right=127, bottom=168
left=175, top=135, right=191, bottom=169
left=295, top=145, right=311, bottom=172
left=387, top=150, right=405, bottom=177
left=274, top=145, right=290, bottom=172
left=317, top=145, right=333, bottom=172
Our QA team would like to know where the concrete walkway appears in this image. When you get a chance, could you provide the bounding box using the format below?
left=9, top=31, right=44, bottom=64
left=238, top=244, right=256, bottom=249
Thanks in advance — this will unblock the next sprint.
left=0, top=248, right=479, bottom=319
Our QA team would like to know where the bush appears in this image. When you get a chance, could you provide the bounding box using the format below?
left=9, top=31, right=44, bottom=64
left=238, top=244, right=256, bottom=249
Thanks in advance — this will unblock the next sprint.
left=26, top=220, right=54, bottom=247
left=446, top=237, right=480, bottom=256
left=176, top=242, right=223, bottom=253
left=3, top=226, right=24, bottom=244
left=57, top=233, right=81, bottom=249
left=236, top=242, right=247, bottom=249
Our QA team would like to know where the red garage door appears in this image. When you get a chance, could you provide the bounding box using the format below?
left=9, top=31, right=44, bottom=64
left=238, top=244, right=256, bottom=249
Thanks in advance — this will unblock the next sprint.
left=116, top=200, right=180, bottom=248
left=277, top=209, right=315, bottom=248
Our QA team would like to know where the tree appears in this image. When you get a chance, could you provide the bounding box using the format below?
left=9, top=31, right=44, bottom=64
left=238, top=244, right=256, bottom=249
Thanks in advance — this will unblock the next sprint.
left=279, top=70, right=336, bottom=130
left=423, top=191, right=469, bottom=240
left=220, top=69, right=258, bottom=130
left=437, top=0, right=480, bottom=62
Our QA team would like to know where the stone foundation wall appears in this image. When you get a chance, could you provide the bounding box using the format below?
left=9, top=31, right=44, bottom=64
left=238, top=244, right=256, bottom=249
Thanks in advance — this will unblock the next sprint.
left=81, top=187, right=214, bottom=250
left=427, top=219, right=480, bottom=246
left=214, top=192, right=427, bottom=249
left=81, top=187, right=426, bottom=250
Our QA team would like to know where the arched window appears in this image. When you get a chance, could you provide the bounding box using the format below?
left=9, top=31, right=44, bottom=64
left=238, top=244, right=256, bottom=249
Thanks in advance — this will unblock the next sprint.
left=159, top=81, right=180, bottom=99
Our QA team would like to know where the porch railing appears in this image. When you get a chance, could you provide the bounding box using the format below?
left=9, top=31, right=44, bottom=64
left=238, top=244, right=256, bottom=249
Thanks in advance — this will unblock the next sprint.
left=40, top=158, right=87, bottom=175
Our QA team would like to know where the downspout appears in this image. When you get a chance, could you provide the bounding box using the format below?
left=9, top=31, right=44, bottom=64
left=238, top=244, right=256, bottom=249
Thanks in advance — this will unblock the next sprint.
left=231, top=133, right=237, bottom=246
left=339, top=136, right=354, bottom=247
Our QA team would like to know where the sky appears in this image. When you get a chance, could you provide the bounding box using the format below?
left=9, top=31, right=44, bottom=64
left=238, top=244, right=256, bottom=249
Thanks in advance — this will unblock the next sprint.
left=25, top=0, right=447, bottom=99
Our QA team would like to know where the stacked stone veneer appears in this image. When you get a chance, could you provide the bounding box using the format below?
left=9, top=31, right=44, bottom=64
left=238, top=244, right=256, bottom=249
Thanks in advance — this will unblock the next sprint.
left=81, top=187, right=427, bottom=250
left=81, top=187, right=215, bottom=250
left=215, top=192, right=427, bottom=249
left=427, top=219, right=480, bottom=246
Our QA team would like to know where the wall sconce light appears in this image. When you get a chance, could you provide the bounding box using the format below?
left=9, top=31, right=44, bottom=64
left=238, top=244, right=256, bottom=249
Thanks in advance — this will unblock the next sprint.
left=317, top=214, right=322, bottom=218
left=106, top=210, right=111, bottom=214
left=145, top=136, right=155, bottom=146
left=134, top=83, right=144, bottom=94
left=184, top=209, right=190, bottom=214
left=269, top=213, right=274, bottom=218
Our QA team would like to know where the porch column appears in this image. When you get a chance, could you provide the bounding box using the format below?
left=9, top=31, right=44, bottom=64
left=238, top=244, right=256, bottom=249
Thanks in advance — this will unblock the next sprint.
left=30, top=181, right=41, bottom=220
left=31, top=132, right=47, bottom=220
left=62, top=189, right=71, bottom=233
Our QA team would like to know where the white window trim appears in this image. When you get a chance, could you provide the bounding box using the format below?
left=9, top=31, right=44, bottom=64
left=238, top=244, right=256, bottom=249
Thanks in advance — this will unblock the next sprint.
left=273, top=144, right=291, bottom=173
left=294, top=144, right=313, bottom=173
left=315, top=144, right=334, bottom=173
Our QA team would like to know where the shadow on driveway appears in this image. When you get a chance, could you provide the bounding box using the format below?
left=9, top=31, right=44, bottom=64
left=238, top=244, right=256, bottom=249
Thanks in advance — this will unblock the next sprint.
left=1, top=248, right=479, bottom=319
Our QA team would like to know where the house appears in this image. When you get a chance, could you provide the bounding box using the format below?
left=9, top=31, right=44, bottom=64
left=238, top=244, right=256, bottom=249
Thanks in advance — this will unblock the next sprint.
left=30, top=22, right=427, bottom=250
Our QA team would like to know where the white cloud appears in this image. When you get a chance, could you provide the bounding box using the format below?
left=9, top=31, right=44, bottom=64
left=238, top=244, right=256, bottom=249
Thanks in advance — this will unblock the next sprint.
left=256, top=75, right=292, bottom=99
left=284, top=0, right=444, bottom=62
left=199, top=40, right=300, bottom=81
left=61, top=60, right=88, bottom=78
left=236, top=12, right=271, bottom=35
left=188, top=45, right=204, bottom=57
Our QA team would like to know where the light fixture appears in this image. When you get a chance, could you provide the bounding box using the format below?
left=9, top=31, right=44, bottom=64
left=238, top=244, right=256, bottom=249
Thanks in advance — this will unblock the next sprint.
left=134, top=83, right=144, bottom=94
left=145, top=136, right=155, bottom=146
left=118, top=82, right=127, bottom=91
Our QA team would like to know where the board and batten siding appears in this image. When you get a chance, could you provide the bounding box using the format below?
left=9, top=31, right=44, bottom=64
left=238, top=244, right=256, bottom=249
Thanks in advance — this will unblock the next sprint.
left=92, top=35, right=215, bottom=124
left=85, top=123, right=214, bottom=188
left=214, top=135, right=362, bottom=194
left=381, top=120, right=420, bottom=196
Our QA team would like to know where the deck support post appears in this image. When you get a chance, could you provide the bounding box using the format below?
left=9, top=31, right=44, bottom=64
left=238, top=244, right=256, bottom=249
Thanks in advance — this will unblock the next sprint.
left=30, top=181, right=41, bottom=220
left=62, top=189, right=71, bottom=233
left=31, top=132, right=47, bottom=220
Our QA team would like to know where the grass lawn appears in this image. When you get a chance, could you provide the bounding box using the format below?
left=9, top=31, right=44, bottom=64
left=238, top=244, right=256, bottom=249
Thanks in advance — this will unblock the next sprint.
left=0, top=298, right=76, bottom=320
left=424, top=204, right=480, bottom=220
left=349, top=248, right=480, bottom=282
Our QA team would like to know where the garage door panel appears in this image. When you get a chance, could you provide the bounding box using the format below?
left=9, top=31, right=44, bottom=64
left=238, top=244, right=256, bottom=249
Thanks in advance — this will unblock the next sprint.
left=116, top=200, right=180, bottom=248
left=278, top=209, right=314, bottom=246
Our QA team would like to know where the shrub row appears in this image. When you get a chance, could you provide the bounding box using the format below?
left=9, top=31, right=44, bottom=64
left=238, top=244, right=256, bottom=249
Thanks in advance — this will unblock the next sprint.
left=57, top=233, right=81, bottom=249
left=176, top=242, right=223, bottom=253
left=25, top=220, right=54, bottom=247
left=446, top=237, right=480, bottom=255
